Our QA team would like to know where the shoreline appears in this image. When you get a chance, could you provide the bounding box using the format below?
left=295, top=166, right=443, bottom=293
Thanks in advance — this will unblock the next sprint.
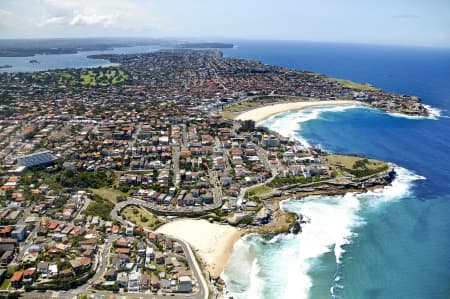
left=156, top=219, right=243, bottom=278
left=235, top=99, right=364, bottom=122
left=157, top=100, right=402, bottom=293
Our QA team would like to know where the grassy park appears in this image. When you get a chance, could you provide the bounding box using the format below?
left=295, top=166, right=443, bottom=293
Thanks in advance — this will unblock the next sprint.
left=326, top=154, right=389, bottom=178
left=31, top=68, right=128, bottom=87
left=121, top=205, right=165, bottom=230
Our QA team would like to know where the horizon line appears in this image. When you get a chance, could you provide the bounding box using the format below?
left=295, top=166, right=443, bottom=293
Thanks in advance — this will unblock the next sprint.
left=0, top=36, right=449, bottom=50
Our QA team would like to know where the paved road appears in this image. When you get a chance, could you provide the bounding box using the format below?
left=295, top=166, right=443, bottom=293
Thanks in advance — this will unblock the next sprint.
left=113, top=195, right=222, bottom=216
left=70, top=235, right=118, bottom=296
left=172, top=145, right=180, bottom=188
left=129, top=122, right=143, bottom=171
left=23, top=199, right=210, bottom=299
left=110, top=200, right=209, bottom=299
left=14, top=223, right=39, bottom=262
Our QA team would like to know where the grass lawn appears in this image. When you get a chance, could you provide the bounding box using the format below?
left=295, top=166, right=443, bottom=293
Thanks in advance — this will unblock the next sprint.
left=326, top=154, right=389, bottom=178
left=222, top=101, right=263, bottom=113
left=220, top=100, right=270, bottom=119
left=245, top=185, right=273, bottom=200
left=32, top=68, right=128, bottom=87
left=219, top=111, right=237, bottom=120
left=220, top=97, right=310, bottom=120
left=90, top=187, right=127, bottom=204
left=85, top=194, right=114, bottom=220
left=0, top=278, right=10, bottom=290
left=300, top=71, right=318, bottom=77
left=80, top=71, right=95, bottom=86
left=325, top=77, right=380, bottom=91
left=326, top=154, right=386, bottom=169
left=121, top=205, right=165, bottom=230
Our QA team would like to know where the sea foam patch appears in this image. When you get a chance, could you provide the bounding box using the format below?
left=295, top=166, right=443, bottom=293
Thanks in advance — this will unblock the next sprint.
left=222, top=167, right=425, bottom=299
left=387, top=104, right=442, bottom=120
left=224, top=105, right=427, bottom=299
left=258, top=104, right=363, bottom=148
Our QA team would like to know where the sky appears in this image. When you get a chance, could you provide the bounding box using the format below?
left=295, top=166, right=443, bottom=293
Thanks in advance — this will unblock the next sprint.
left=0, top=0, right=449, bottom=48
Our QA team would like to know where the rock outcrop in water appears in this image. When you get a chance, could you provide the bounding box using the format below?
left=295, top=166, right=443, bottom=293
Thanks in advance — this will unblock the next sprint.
left=290, top=220, right=302, bottom=234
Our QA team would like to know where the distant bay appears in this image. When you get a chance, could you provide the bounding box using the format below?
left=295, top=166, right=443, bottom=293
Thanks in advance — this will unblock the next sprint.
left=0, top=45, right=165, bottom=73
left=2, top=39, right=449, bottom=299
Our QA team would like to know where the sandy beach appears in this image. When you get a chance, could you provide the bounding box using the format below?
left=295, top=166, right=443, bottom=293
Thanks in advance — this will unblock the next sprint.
left=236, top=100, right=364, bottom=122
left=157, top=219, right=242, bottom=277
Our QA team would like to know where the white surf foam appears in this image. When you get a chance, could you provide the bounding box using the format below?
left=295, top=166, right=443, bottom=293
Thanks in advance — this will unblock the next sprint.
left=423, top=104, right=442, bottom=118
left=362, top=166, right=425, bottom=208
left=222, top=235, right=266, bottom=299
left=291, top=167, right=424, bottom=299
left=387, top=104, right=442, bottom=120
left=280, top=191, right=363, bottom=299
left=223, top=167, right=425, bottom=299
left=246, top=258, right=264, bottom=299
left=258, top=104, right=364, bottom=147
left=224, top=104, right=428, bottom=299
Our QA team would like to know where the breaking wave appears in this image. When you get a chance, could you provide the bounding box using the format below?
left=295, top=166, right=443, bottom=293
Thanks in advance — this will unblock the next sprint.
left=222, top=166, right=425, bottom=299
left=258, top=105, right=364, bottom=147
left=387, top=104, right=442, bottom=120
left=223, top=104, right=428, bottom=299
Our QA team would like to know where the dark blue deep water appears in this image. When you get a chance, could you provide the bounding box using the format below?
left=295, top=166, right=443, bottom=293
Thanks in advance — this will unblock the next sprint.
left=222, top=41, right=450, bottom=299
left=2, top=39, right=449, bottom=298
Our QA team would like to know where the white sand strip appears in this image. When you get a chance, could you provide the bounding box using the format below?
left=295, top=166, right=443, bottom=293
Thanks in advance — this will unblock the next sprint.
left=236, top=100, right=364, bottom=122
left=157, top=219, right=242, bottom=277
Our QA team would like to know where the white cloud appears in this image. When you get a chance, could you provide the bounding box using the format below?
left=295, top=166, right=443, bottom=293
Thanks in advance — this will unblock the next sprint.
left=0, top=9, right=13, bottom=17
left=69, top=12, right=116, bottom=27
left=32, top=0, right=167, bottom=33
left=39, top=16, right=67, bottom=26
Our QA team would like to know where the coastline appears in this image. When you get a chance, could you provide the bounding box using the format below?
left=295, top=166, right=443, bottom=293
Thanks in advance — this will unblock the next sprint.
left=235, top=99, right=364, bottom=122
left=156, top=219, right=243, bottom=278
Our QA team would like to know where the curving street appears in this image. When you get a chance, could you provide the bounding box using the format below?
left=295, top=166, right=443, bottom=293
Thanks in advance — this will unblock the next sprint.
left=109, top=200, right=210, bottom=299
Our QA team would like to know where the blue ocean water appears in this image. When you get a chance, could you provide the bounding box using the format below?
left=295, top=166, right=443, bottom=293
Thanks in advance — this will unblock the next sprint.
left=0, top=45, right=165, bottom=72
left=1, top=39, right=449, bottom=298
left=222, top=41, right=450, bottom=299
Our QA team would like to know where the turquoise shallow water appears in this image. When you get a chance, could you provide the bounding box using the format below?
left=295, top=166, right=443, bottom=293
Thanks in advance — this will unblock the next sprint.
left=223, top=106, right=443, bottom=299
left=222, top=41, right=450, bottom=299
left=1, top=39, right=449, bottom=298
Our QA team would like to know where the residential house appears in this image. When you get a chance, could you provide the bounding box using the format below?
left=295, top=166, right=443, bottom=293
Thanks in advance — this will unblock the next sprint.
left=22, top=268, right=36, bottom=285
left=117, top=272, right=128, bottom=288
left=177, top=275, right=193, bottom=293
left=10, top=270, right=23, bottom=288
left=104, top=269, right=117, bottom=281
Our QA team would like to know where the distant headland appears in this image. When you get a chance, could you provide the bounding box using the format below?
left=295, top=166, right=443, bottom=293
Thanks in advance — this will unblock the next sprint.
left=177, top=42, right=234, bottom=49
left=0, top=38, right=233, bottom=57
left=0, top=47, right=433, bottom=297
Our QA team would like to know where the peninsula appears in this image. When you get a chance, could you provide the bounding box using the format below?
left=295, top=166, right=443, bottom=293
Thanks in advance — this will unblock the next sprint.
left=0, top=37, right=174, bottom=57
left=177, top=42, right=234, bottom=49
left=0, top=49, right=427, bottom=298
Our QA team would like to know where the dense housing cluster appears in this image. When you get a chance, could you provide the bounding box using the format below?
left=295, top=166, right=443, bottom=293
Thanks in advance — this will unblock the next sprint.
left=0, top=50, right=410, bottom=297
